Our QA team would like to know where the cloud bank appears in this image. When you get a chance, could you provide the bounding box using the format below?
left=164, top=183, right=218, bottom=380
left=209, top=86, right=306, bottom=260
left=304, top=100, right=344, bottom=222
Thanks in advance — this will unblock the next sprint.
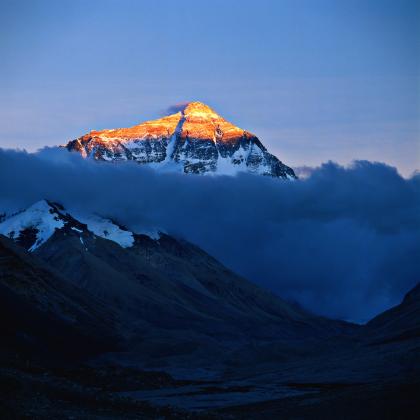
left=1, top=147, right=419, bottom=322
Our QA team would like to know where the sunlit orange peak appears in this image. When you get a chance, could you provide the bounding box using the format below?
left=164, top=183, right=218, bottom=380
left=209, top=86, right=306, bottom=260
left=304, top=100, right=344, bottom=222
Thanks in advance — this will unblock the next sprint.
left=65, top=100, right=297, bottom=179
left=182, top=102, right=220, bottom=118
left=79, top=101, right=250, bottom=142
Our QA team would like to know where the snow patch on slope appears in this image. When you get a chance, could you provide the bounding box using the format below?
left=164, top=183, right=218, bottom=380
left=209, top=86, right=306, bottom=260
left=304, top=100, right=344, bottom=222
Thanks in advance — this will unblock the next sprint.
left=0, top=200, right=64, bottom=251
left=136, top=227, right=161, bottom=240
left=69, top=212, right=135, bottom=248
left=0, top=200, right=162, bottom=252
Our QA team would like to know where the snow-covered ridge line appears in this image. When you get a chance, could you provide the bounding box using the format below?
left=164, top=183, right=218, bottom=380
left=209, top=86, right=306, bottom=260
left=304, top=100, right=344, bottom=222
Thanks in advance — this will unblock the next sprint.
left=71, top=212, right=134, bottom=248
left=0, top=200, right=64, bottom=251
left=0, top=200, right=160, bottom=251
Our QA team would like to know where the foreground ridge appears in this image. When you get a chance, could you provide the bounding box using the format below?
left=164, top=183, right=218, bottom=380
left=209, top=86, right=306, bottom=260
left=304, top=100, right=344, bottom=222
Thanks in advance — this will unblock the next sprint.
left=65, top=101, right=297, bottom=179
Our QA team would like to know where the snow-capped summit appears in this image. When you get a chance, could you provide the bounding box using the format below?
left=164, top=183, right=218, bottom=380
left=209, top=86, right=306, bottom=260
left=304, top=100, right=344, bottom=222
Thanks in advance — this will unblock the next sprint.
left=0, top=200, right=159, bottom=251
left=0, top=200, right=66, bottom=251
left=65, top=101, right=297, bottom=179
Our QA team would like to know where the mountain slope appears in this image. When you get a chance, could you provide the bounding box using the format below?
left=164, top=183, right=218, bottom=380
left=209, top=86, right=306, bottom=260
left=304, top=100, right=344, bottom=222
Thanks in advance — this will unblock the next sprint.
left=2, top=202, right=418, bottom=417
left=65, top=102, right=296, bottom=179
left=0, top=200, right=348, bottom=367
left=0, top=234, right=119, bottom=361
left=364, top=282, right=420, bottom=344
left=2, top=230, right=418, bottom=419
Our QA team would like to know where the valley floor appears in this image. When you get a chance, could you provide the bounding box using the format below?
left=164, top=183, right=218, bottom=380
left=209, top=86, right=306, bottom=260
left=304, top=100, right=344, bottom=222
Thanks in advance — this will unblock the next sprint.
left=217, top=381, right=420, bottom=420
left=1, top=338, right=419, bottom=420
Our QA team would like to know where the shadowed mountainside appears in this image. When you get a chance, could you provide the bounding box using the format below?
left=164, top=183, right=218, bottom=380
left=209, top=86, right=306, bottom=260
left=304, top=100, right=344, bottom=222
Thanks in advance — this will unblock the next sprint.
left=0, top=200, right=353, bottom=369
left=0, top=199, right=418, bottom=417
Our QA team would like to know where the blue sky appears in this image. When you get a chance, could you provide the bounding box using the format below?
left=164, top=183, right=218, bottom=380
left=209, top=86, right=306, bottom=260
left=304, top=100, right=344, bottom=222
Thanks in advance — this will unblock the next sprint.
left=1, top=0, right=419, bottom=175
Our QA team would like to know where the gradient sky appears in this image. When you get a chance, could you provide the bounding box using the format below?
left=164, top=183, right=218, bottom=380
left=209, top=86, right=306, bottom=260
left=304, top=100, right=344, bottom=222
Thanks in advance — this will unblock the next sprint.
left=1, top=0, right=419, bottom=175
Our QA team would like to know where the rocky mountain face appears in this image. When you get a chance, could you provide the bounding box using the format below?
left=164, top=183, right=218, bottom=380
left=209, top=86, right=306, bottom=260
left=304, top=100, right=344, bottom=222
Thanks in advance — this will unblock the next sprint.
left=65, top=102, right=297, bottom=179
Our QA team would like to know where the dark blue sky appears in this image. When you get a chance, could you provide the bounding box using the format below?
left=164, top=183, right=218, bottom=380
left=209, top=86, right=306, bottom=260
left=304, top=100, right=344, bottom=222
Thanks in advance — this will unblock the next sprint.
left=1, top=0, right=419, bottom=175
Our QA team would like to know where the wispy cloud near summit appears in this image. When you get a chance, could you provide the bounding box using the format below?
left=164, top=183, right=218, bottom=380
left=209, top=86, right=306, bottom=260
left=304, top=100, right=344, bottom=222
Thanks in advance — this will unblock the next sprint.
left=164, top=102, right=190, bottom=115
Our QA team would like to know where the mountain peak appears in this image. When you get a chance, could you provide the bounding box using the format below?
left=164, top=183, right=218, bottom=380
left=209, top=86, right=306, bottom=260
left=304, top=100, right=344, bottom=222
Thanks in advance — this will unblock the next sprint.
left=168, top=101, right=219, bottom=118
left=182, top=102, right=219, bottom=118
left=0, top=201, right=161, bottom=252
left=65, top=103, right=297, bottom=179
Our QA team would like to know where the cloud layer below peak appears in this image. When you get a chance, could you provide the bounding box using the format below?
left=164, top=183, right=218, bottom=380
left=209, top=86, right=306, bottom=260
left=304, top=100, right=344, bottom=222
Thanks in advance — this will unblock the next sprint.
left=1, top=147, right=419, bottom=322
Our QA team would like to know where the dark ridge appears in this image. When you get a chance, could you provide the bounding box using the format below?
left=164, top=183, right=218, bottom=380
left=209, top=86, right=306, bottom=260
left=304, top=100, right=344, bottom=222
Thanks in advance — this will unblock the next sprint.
left=16, top=227, right=39, bottom=250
